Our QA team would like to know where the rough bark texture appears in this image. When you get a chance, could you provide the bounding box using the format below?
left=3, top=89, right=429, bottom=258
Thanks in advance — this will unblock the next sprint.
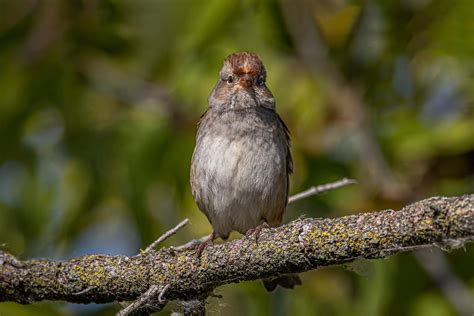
left=1, top=194, right=473, bottom=306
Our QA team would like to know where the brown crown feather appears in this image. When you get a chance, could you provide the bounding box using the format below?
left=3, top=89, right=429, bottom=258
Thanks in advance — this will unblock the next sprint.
left=224, top=52, right=265, bottom=77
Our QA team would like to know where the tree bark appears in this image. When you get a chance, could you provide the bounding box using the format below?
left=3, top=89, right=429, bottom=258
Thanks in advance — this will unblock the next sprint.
left=1, top=194, right=473, bottom=308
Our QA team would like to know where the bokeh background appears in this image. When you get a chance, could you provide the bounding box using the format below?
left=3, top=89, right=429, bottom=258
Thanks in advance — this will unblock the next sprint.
left=0, top=0, right=473, bottom=315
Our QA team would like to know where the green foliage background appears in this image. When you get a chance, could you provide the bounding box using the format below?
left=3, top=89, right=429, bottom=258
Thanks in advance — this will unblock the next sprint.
left=0, top=0, right=473, bottom=315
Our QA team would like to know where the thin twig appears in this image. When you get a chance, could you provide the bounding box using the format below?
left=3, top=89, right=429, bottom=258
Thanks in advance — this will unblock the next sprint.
left=117, top=284, right=171, bottom=315
left=144, top=219, right=189, bottom=253
left=73, top=286, right=95, bottom=296
left=288, top=178, right=356, bottom=204
left=172, top=235, right=209, bottom=252
left=158, top=284, right=170, bottom=303
left=117, top=285, right=161, bottom=316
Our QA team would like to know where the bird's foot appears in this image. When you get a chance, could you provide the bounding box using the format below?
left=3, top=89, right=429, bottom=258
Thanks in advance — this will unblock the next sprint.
left=194, top=232, right=217, bottom=257
left=245, top=222, right=270, bottom=244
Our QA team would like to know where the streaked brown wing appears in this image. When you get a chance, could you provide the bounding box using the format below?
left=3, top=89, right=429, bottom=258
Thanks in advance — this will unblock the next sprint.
left=277, top=113, right=292, bottom=210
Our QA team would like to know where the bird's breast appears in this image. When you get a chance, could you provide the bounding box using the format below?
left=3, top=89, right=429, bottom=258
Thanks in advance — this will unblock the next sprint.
left=191, top=109, right=288, bottom=236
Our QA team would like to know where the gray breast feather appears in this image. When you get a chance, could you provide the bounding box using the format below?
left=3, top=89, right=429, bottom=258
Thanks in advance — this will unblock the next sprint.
left=190, top=108, right=289, bottom=238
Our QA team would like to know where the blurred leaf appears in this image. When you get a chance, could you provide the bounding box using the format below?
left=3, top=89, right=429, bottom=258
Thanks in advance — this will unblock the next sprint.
left=316, top=5, right=361, bottom=47
left=410, top=292, right=456, bottom=316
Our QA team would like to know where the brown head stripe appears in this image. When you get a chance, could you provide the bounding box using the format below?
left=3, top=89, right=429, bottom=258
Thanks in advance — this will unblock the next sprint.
left=224, top=52, right=264, bottom=77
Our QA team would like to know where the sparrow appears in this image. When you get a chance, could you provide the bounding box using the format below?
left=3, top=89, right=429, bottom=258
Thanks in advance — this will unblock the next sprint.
left=190, top=52, right=301, bottom=291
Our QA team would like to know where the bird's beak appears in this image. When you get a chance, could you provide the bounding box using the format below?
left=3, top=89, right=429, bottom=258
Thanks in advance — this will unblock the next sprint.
left=239, top=74, right=253, bottom=88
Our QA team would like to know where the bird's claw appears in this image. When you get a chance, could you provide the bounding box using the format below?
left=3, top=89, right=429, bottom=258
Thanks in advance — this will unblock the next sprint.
left=245, top=222, right=270, bottom=245
left=194, top=232, right=217, bottom=257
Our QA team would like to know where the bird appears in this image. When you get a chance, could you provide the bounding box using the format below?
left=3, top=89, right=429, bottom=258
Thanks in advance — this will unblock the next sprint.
left=190, top=52, right=301, bottom=291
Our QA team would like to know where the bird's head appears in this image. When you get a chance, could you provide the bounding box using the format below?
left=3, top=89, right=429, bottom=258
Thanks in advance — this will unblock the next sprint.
left=209, top=52, right=275, bottom=110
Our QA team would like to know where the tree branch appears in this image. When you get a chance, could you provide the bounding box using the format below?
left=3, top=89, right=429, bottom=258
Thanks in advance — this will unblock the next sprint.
left=288, top=178, right=356, bottom=204
left=1, top=194, right=473, bottom=309
left=143, top=218, right=189, bottom=253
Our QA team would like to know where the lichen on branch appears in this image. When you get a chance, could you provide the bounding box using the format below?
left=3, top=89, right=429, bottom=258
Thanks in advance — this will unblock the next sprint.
left=1, top=194, right=473, bottom=309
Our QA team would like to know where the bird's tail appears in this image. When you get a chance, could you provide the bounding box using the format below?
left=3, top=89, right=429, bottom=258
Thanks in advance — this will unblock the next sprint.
left=262, top=274, right=302, bottom=292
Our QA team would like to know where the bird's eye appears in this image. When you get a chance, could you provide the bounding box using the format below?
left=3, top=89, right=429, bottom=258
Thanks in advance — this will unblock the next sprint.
left=226, top=75, right=234, bottom=84
left=257, top=77, right=265, bottom=86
